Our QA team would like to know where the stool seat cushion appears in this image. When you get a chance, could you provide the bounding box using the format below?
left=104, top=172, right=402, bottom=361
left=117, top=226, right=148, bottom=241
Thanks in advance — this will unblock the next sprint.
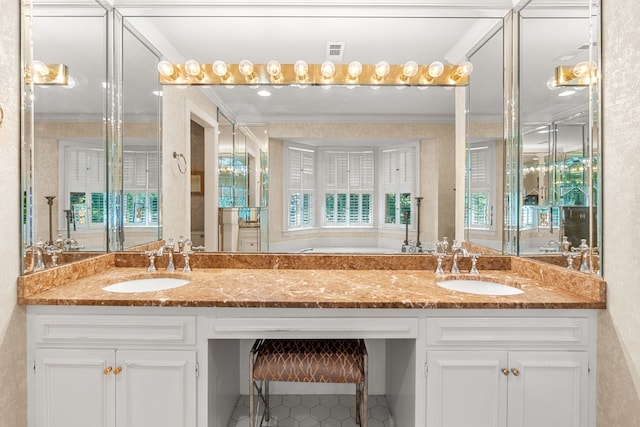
left=252, top=339, right=364, bottom=384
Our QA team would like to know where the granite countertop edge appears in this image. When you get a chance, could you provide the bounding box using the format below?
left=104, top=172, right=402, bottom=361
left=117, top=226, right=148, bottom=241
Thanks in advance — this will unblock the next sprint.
left=17, top=253, right=607, bottom=310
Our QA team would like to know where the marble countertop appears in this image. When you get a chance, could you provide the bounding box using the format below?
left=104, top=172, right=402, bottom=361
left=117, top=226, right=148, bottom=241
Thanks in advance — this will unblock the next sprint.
left=18, top=252, right=606, bottom=309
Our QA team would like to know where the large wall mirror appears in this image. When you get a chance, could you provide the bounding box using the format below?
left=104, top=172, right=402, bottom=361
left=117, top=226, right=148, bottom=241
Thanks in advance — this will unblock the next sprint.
left=514, top=0, right=601, bottom=272
left=22, top=0, right=162, bottom=273
left=21, top=0, right=602, bottom=275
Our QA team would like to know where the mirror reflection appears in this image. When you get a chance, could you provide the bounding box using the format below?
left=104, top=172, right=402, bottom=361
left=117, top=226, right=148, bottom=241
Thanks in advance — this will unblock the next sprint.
left=25, top=1, right=162, bottom=272
left=28, top=6, right=108, bottom=272
left=22, top=0, right=601, bottom=274
left=517, top=3, right=599, bottom=271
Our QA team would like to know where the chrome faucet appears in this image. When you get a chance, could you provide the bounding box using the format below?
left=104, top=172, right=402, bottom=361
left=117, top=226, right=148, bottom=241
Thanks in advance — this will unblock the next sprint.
left=578, top=239, right=591, bottom=273
left=450, top=241, right=469, bottom=274
left=157, top=244, right=176, bottom=272
left=180, top=238, right=194, bottom=272
left=436, top=237, right=450, bottom=254
left=29, top=244, right=46, bottom=272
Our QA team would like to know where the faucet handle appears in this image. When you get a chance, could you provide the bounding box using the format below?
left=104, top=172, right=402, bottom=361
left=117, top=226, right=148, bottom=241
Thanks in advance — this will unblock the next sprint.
left=469, top=253, right=480, bottom=275
left=181, top=251, right=194, bottom=273
left=435, top=254, right=445, bottom=274
left=145, top=250, right=157, bottom=272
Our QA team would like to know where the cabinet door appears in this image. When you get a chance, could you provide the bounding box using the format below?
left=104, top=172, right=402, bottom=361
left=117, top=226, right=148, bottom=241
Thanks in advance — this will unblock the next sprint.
left=507, top=351, right=589, bottom=427
left=427, top=351, right=508, bottom=427
left=115, top=350, right=197, bottom=427
left=34, top=349, right=116, bottom=427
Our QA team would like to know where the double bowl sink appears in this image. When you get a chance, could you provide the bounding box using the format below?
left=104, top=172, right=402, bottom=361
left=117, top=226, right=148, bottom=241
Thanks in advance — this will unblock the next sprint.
left=102, top=275, right=523, bottom=296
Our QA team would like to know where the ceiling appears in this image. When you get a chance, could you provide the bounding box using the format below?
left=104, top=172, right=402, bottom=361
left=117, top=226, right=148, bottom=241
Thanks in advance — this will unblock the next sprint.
left=31, top=0, right=593, bottom=151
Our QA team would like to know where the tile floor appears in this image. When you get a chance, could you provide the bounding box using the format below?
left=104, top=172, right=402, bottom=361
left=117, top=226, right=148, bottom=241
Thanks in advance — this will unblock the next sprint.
left=227, top=394, right=394, bottom=427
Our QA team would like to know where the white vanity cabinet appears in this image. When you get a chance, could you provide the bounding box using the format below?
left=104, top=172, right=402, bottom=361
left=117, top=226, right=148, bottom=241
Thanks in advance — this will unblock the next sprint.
left=425, top=315, right=594, bottom=427
left=28, top=310, right=198, bottom=427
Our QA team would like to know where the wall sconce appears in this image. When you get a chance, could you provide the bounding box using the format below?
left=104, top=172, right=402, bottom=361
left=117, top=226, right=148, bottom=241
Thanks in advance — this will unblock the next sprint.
left=553, top=61, right=596, bottom=86
left=26, top=60, right=69, bottom=85
left=158, top=59, right=473, bottom=87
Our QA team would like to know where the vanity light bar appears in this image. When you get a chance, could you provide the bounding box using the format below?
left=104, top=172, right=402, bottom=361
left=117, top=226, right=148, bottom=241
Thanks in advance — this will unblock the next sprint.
left=157, top=61, right=472, bottom=87
left=553, top=62, right=597, bottom=87
left=25, top=62, right=69, bottom=86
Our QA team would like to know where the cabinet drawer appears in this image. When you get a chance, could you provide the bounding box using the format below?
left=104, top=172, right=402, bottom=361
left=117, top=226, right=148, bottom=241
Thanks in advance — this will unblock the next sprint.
left=32, top=315, right=197, bottom=346
left=207, top=317, right=419, bottom=339
left=426, top=317, right=589, bottom=348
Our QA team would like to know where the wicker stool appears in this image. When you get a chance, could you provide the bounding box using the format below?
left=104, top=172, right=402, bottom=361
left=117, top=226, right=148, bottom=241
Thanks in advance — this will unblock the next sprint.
left=250, top=339, right=368, bottom=427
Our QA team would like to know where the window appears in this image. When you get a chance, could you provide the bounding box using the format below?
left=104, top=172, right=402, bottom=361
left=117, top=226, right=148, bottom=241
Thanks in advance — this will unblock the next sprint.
left=323, top=151, right=374, bottom=226
left=467, top=142, right=495, bottom=230
left=122, top=151, right=159, bottom=226
left=286, top=146, right=315, bottom=229
left=284, top=142, right=419, bottom=232
left=382, top=146, right=416, bottom=228
left=61, top=143, right=158, bottom=229
left=62, top=144, right=106, bottom=228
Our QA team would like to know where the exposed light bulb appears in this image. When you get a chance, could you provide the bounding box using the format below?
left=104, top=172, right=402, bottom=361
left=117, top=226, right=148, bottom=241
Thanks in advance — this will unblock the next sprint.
left=428, top=61, right=444, bottom=78
left=448, top=61, right=473, bottom=83
left=32, top=60, right=50, bottom=77
left=546, top=76, right=559, bottom=90
left=347, top=61, right=363, bottom=80
left=212, top=60, right=229, bottom=78
left=374, top=61, right=391, bottom=80
left=184, top=59, right=201, bottom=77
left=320, top=61, right=336, bottom=79
left=157, top=60, right=175, bottom=77
left=401, top=60, right=419, bottom=80
left=266, top=60, right=282, bottom=77
left=238, top=59, right=255, bottom=77
left=293, top=60, right=309, bottom=78
left=455, top=61, right=474, bottom=77
left=573, top=61, right=591, bottom=78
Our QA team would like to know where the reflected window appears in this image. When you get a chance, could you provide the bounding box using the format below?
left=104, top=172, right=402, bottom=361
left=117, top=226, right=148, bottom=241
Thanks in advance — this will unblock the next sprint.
left=467, top=142, right=496, bottom=230
left=287, top=146, right=315, bottom=229
left=122, top=151, right=159, bottom=226
left=286, top=142, right=418, bottom=231
left=61, top=144, right=158, bottom=229
left=323, top=151, right=374, bottom=226
left=63, top=143, right=106, bottom=229
left=382, top=146, right=416, bottom=228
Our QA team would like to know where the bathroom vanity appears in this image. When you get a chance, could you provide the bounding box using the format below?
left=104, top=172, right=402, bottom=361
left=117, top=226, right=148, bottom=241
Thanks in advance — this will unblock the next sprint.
left=19, top=253, right=604, bottom=427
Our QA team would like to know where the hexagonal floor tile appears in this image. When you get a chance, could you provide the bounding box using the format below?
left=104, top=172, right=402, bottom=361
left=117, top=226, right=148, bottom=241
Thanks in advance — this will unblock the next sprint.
left=227, top=394, right=392, bottom=427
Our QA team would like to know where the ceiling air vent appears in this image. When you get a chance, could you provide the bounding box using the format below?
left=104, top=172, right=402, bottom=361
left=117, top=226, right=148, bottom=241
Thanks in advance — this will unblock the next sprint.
left=326, top=42, right=345, bottom=61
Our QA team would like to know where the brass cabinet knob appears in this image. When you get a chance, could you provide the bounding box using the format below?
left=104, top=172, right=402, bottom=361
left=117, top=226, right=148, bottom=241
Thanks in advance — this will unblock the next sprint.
left=511, top=368, right=520, bottom=376
left=113, top=367, right=123, bottom=375
left=103, top=367, right=113, bottom=376
left=501, top=368, right=510, bottom=376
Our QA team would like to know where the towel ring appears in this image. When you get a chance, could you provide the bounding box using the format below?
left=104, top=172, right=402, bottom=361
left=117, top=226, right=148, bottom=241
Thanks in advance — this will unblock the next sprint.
left=173, top=151, right=187, bottom=174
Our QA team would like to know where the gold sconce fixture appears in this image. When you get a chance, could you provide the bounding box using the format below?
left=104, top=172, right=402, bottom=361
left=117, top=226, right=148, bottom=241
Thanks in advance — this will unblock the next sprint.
left=25, top=60, right=69, bottom=85
left=549, top=61, right=597, bottom=88
left=157, top=59, right=473, bottom=87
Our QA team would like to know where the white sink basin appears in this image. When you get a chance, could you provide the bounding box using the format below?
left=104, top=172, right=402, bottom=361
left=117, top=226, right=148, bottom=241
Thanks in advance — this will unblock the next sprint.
left=436, top=279, right=523, bottom=296
left=102, top=278, right=190, bottom=293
